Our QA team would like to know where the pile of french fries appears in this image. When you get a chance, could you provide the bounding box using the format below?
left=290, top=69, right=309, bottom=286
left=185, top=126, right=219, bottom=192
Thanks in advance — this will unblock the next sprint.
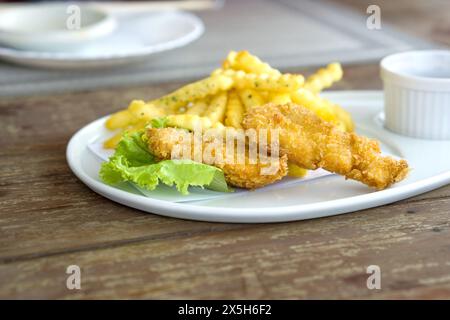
left=104, top=51, right=354, bottom=177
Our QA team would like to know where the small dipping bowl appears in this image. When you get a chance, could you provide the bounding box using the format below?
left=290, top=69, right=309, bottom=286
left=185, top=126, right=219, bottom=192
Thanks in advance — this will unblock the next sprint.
left=381, top=50, right=450, bottom=140
left=0, top=3, right=116, bottom=51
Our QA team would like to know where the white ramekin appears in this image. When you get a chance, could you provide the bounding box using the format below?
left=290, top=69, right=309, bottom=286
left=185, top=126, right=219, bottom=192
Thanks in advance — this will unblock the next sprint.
left=380, top=50, right=450, bottom=140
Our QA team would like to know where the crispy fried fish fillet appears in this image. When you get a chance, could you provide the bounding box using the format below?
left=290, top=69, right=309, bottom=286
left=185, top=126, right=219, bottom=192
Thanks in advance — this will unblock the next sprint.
left=146, top=127, right=288, bottom=189
left=243, top=103, right=409, bottom=189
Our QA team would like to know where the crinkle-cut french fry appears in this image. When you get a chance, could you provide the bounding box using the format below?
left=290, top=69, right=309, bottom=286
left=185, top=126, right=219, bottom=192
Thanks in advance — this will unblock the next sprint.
left=287, top=162, right=308, bottom=178
left=177, top=106, right=187, bottom=114
left=166, top=114, right=213, bottom=131
left=204, top=92, right=228, bottom=124
left=185, top=99, right=209, bottom=116
left=209, top=124, right=245, bottom=143
left=222, top=50, right=237, bottom=69
left=270, top=92, right=292, bottom=105
left=232, top=51, right=281, bottom=76
left=258, top=91, right=270, bottom=100
left=328, top=101, right=354, bottom=132
left=304, top=62, right=343, bottom=93
left=211, top=122, right=226, bottom=130
left=224, top=90, right=244, bottom=128
left=209, top=123, right=242, bottom=139
left=238, top=89, right=265, bottom=111
left=103, top=131, right=124, bottom=149
left=211, top=68, right=223, bottom=76
left=217, top=69, right=304, bottom=92
left=291, top=89, right=353, bottom=132
left=106, top=100, right=167, bottom=130
left=149, top=75, right=234, bottom=111
left=105, top=110, right=134, bottom=130
left=291, top=89, right=339, bottom=125
left=310, top=93, right=353, bottom=132
left=103, top=122, right=147, bottom=149
left=128, top=100, right=166, bottom=121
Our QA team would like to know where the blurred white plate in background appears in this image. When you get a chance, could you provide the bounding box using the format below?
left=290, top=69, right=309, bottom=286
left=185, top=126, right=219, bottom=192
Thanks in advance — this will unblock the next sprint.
left=0, top=10, right=204, bottom=69
left=0, top=3, right=117, bottom=51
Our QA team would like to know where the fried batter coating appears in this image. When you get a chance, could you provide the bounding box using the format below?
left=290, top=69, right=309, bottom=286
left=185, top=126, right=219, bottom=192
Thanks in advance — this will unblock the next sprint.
left=146, top=127, right=288, bottom=189
left=243, top=103, right=409, bottom=189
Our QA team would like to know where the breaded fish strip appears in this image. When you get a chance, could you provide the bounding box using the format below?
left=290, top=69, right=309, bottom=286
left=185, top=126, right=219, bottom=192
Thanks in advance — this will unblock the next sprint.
left=243, top=103, right=409, bottom=189
left=146, top=127, right=288, bottom=189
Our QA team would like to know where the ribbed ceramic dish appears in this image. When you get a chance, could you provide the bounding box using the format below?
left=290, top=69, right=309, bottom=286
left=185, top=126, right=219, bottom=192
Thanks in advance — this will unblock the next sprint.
left=381, top=50, right=450, bottom=140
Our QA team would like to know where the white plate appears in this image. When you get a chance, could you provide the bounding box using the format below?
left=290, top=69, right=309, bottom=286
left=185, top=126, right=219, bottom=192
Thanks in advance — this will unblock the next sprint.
left=66, top=91, right=450, bottom=223
left=0, top=11, right=204, bottom=69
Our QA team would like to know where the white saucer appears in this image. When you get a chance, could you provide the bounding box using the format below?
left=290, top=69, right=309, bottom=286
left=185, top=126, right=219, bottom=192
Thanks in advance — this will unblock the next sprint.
left=66, top=91, right=450, bottom=223
left=0, top=11, right=204, bottom=69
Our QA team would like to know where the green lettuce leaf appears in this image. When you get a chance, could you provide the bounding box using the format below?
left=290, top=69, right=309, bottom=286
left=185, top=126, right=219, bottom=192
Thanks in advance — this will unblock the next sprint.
left=150, top=117, right=169, bottom=129
left=99, top=131, right=231, bottom=195
left=114, top=131, right=156, bottom=167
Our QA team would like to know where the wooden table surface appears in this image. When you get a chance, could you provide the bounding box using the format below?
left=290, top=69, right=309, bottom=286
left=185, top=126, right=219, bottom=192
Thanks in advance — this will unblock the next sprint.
left=1, top=0, right=450, bottom=299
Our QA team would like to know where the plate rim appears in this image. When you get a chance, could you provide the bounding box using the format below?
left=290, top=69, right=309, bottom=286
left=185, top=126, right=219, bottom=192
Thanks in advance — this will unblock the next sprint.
left=66, top=90, right=450, bottom=223
left=0, top=10, right=204, bottom=63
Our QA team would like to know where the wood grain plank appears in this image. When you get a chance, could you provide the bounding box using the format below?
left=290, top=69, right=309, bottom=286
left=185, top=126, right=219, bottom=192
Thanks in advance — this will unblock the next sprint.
left=1, top=197, right=449, bottom=299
